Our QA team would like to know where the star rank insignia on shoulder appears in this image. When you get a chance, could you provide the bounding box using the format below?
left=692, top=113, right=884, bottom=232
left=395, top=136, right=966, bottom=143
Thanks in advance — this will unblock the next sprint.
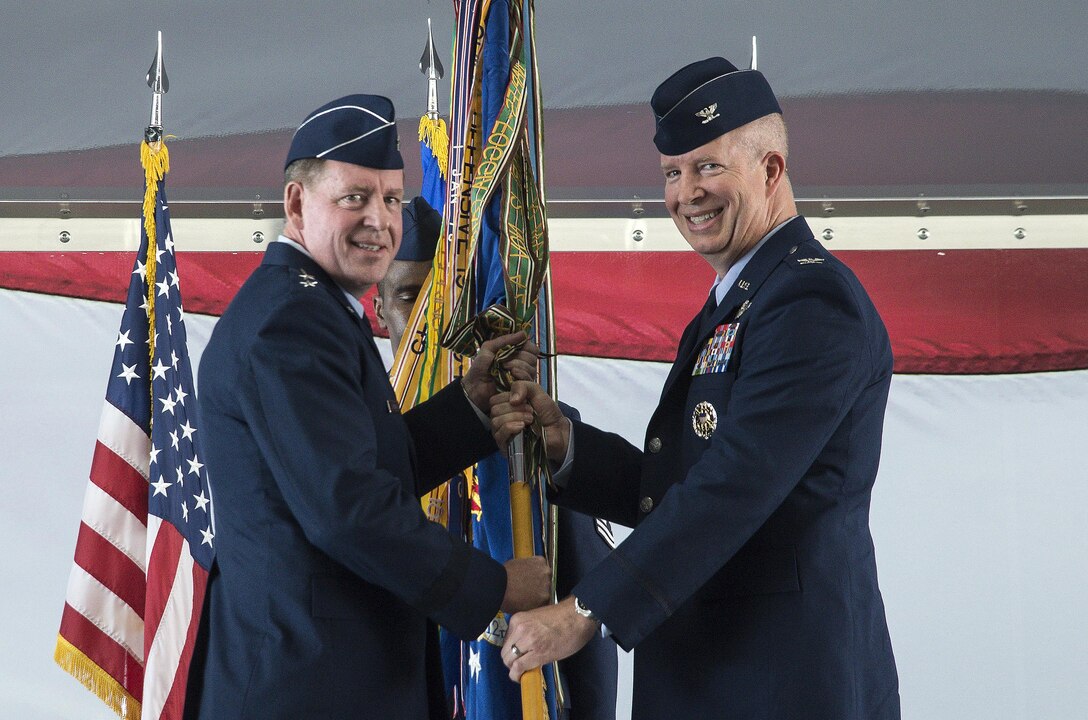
left=298, top=270, right=319, bottom=287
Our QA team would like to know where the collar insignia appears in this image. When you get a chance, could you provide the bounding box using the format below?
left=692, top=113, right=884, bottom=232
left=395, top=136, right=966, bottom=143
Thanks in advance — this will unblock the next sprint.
left=298, top=270, right=318, bottom=288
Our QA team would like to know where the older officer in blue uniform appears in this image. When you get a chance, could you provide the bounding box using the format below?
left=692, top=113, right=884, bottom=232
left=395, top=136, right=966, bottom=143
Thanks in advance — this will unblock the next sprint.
left=375, top=198, right=619, bottom=719
left=184, top=95, right=549, bottom=720
left=491, top=57, right=902, bottom=719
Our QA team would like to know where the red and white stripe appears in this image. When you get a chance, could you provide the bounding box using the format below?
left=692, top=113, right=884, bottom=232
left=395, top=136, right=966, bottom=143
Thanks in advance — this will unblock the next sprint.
left=58, top=396, right=207, bottom=719
left=59, top=401, right=150, bottom=710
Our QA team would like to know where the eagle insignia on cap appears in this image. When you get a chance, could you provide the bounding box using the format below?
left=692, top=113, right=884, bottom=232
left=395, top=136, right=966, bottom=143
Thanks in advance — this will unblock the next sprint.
left=696, top=104, right=720, bottom=124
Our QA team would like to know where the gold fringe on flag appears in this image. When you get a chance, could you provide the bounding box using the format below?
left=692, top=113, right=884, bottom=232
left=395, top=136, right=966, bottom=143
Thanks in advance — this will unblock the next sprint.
left=54, top=634, right=142, bottom=720
left=418, top=115, right=450, bottom=180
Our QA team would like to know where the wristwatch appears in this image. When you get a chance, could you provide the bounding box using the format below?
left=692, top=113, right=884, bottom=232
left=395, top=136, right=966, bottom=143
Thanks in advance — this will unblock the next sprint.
left=573, top=596, right=601, bottom=625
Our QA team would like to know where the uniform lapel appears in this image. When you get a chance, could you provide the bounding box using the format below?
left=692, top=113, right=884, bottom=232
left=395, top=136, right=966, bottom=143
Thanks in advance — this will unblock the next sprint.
left=263, top=242, right=376, bottom=340
left=659, top=217, right=814, bottom=401
left=263, top=241, right=415, bottom=471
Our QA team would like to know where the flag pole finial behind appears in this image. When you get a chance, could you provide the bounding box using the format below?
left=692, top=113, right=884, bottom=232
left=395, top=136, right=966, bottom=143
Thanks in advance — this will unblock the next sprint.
left=145, top=30, right=169, bottom=143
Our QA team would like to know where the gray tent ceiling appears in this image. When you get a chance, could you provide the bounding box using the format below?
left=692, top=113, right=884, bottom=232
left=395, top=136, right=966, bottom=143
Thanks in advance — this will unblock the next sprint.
left=2, top=1, right=1086, bottom=207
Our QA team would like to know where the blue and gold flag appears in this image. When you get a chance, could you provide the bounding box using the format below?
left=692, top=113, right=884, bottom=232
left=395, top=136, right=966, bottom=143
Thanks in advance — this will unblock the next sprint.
left=458, top=4, right=558, bottom=718
left=390, top=2, right=559, bottom=719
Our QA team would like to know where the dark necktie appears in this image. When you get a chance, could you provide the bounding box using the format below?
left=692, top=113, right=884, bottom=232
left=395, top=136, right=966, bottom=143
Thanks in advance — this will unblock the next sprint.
left=676, top=291, right=719, bottom=361
left=696, top=289, right=719, bottom=335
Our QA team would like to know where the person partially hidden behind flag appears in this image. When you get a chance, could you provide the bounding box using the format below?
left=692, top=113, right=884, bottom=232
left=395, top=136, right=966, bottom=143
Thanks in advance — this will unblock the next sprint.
left=183, top=94, right=551, bottom=720
left=490, top=56, right=902, bottom=719
left=374, top=198, right=619, bottom=719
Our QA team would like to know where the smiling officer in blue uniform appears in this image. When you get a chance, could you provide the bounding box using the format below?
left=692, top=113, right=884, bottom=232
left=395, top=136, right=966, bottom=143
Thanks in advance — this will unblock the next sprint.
left=183, top=94, right=549, bottom=720
left=491, top=57, right=902, bottom=719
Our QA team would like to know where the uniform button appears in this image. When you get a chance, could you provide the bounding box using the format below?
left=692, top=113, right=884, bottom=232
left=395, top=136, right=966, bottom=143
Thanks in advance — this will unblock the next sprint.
left=647, top=437, right=662, bottom=453
left=639, top=496, right=654, bottom=513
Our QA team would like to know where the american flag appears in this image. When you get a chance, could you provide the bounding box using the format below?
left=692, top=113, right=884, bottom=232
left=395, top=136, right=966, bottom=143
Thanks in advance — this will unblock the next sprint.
left=55, top=141, right=214, bottom=720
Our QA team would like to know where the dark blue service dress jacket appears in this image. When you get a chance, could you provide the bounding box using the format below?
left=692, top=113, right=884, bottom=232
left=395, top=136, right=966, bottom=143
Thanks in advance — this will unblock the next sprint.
left=557, top=217, right=901, bottom=719
left=184, top=242, right=506, bottom=720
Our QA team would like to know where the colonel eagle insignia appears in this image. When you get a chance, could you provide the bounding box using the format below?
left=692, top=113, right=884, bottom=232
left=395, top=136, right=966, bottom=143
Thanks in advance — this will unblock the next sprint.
left=696, top=104, right=720, bottom=124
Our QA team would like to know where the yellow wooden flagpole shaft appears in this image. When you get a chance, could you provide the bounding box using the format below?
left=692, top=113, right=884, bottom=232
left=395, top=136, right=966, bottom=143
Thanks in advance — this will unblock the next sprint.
left=510, top=475, right=548, bottom=720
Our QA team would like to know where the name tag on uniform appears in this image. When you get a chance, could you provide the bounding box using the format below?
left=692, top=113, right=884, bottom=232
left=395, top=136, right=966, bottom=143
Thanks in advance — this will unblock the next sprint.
left=693, top=322, right=738, bottom=376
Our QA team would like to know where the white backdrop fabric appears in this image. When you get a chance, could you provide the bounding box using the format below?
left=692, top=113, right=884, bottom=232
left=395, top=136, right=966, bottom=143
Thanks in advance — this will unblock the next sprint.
left=3, top=287, right=1087, bottom=720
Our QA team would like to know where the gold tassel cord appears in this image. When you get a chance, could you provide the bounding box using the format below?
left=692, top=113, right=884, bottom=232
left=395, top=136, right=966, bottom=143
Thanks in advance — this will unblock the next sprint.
left=140, top=139, right=169, bottom=418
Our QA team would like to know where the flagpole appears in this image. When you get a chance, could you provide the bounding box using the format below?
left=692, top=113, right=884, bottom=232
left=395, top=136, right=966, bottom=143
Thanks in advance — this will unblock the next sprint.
left=436, top=2, right=554, bottom=716
left=507, top=433, right=548, bottom=720
left=56, top=31, right=214, bottom=720
left=142, top=30, right=169, bottom=402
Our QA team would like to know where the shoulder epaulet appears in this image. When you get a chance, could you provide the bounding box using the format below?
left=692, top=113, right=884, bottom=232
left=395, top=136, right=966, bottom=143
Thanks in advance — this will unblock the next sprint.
left=785, top=242, right=828, bottom=268
left=295, top=268, right=320, bottom=288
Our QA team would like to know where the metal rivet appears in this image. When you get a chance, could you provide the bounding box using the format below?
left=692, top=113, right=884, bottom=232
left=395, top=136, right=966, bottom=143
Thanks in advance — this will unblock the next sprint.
left=917, top=228, right=930, bottom=241
left=252, top=231, right=265, bottom=244
left=58, top=230, right=71, bottom=243
left=1014, top=227, right=1026, bottom=240
left=822, top=228, right=834, bottom=242
left=917, top=200, right=930, bottom=215
left=822, top=201, right=835, bottom=216
left=631, top=195, right=645, bottom=217
left=1014, top=201, right=1028, bottom=214
left=631, top=228, right=645, bottom=242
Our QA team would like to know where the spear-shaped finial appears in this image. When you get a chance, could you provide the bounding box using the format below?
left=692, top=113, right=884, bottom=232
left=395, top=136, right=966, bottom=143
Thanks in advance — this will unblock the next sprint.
left=145, top=30, right=169, bottom=142
left=418, top=18, right=445, bottom=119
left=749, top=35, right=758, bottom=71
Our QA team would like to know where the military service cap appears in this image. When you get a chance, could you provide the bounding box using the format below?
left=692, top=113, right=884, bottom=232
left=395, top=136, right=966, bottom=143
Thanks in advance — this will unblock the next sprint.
left=285, top=94, right=403, bottom=170
left=651, top=56, right=781, bottom=155
left=397, top=197, right=443, bottom=261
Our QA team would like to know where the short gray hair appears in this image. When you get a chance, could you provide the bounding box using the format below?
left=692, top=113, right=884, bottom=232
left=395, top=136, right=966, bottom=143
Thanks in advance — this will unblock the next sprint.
left=740, top=113, right=789, bottom=164
left=284, top=157, right=326, bottom=187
